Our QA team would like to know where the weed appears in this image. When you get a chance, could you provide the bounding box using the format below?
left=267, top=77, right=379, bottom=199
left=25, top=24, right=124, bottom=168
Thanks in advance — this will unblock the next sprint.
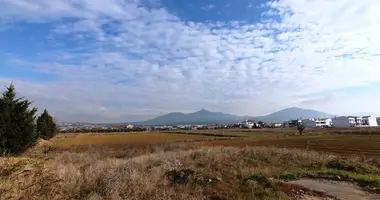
left=279, top=171, right=306, bottom=181
left=327, top=160, right=380, bottom=174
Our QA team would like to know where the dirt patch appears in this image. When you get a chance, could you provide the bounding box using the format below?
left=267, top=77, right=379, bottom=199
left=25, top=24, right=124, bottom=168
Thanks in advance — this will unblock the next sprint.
left=300, top=195, right=335, bottom=200
left=277, top=181, right=338, bottom=200
left=288, top=179, right=380, bottom=200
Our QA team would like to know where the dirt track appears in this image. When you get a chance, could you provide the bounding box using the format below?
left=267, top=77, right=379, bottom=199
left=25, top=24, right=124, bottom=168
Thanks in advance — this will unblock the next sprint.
left=289, top=179, right=380, bottom=200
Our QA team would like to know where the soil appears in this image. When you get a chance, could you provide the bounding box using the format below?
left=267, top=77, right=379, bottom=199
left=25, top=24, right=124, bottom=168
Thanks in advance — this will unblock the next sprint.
left=288, top=179, right=380, bottom=200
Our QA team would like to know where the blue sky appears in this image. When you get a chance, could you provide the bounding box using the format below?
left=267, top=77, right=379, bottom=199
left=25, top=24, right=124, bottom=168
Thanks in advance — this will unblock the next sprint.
left=0, top=0, right=380, bottom=122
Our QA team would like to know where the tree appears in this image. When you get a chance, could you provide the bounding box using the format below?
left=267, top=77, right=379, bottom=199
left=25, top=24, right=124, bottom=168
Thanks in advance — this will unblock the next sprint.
left=0, top=83, right=38, bottom=155
left=37, top=109, right=57, bottom=140
left=297, top=123, right=305, bottom=136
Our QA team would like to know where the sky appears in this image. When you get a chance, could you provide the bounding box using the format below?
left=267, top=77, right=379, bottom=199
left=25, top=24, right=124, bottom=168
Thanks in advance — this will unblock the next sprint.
left=0, top=0, right=380, bottom=123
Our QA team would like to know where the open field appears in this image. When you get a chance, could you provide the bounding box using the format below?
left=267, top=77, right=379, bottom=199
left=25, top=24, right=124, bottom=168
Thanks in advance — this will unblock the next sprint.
left=3, top=141, right=380, bottom=200
left=160, top=128, right=380, bottom=157
left=196, top=134, right=380, bottom=156
left=53, top=128, right=380, bottom=156
left=3, top=128, right=380, bottom=200
left=52, top=132, right=217, bottom=147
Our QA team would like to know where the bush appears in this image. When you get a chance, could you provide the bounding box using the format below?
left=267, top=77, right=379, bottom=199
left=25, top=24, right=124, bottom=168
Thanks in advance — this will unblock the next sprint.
left=0, top=83, right=38, bottom=155
left=37, top=109, right=57, bottom=139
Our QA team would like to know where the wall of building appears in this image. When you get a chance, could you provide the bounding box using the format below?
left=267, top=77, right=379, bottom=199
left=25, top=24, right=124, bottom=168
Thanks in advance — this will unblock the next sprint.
left=368, top=116, right=378, bottom=126
left=332, top=118, right=351, bottom=128
left=302, top=119, right=316, bottom=128
left=325, top=119, right=332, bottom=127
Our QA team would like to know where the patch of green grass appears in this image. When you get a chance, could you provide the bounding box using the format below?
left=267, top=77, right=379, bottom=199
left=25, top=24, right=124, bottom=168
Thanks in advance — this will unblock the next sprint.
left=326, top=160, right=380, bottom=174
left=241, top=173, right=269, bottom=184
left=278, top=171, right=308, bottom=181
left=302, top=162, right=324, bottom=170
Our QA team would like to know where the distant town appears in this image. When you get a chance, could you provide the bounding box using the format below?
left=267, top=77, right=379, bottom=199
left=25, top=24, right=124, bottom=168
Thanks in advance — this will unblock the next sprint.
left=59, top=115, right=380, bottom=132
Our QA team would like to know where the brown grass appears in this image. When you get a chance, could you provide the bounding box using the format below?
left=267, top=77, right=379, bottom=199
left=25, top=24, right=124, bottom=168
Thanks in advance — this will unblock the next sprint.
left=2, top=140, right=339, bottom=200
left=52, top=132, right=215, bottom=147
left=195, top=134, right=380, bottom=157
left=2, top=130, right=380, bottom=200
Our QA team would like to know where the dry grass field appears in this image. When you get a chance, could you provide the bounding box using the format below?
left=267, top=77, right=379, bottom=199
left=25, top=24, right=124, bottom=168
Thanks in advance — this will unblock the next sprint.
left=196, top=134, right=380, bottom=156
left=2, top=127, right=380, bottom=200
left=52, top=132, right=216, bottom=147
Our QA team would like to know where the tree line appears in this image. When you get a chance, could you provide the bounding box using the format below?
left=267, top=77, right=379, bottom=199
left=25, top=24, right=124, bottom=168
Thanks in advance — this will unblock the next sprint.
left=0, top=83, right=57, bottom=155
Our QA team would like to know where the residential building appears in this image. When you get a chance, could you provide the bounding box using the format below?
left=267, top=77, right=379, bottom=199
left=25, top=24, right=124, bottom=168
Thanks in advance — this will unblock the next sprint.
left=284, top=120, right=301, bottom=128
left=301, top=118, right=332, bottom=128
left=301, top=119, right=317, bottom=128
left=355, top=117, right=363, bottom=126
left=377, top=118, right=380, bottom=126
left=332, top=116, right=359, bottom=128
left=241, top=120, right=258, bottom=129
left=362, top=116, right=378, bottom=126
left=126, top=124, right=134, bottom=129
left=323, top=118, right=333, bottom=127
left=270, top=122, right=283, bottom=128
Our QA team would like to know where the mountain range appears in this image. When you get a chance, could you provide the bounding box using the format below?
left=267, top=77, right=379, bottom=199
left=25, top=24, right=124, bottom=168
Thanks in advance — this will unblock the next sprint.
left=135, top=107, right=333, bottom=125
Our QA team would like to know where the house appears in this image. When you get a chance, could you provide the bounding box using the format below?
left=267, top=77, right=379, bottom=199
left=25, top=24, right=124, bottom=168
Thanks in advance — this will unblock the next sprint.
left=284, top=120, right=301, bottom=128
left=322, top=118, right=333, bottom=127
left=126, top=124, right=134, bottom=129
left=301, top=119, right=317, bottom=128
left=362, top=116, right=378, bottom=126
left=270, top=122, right=283, bottom=128
left=332, top=116, right=357, bottom=128
left=241, top=120, right=259, bottom=129
left=301, top=118, right=332, bottom=128
left=377, top=118, right=380, bottom=126
left=355, top=116, right=363, bottom=126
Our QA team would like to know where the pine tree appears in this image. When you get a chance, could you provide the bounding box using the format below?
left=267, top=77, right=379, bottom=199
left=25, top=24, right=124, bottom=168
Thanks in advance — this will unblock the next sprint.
left=0, top=83, right=38, bottom=155
left=37, top=109, right=57, bottom=140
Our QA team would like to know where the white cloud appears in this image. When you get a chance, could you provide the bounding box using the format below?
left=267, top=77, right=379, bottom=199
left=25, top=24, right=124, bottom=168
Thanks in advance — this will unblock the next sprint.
left=1, top=0, right=380, bottom=122
left=201, top=4, right=216, bottom=10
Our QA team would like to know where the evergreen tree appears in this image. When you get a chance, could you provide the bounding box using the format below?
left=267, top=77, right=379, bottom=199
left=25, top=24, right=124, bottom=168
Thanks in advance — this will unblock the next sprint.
left=0, top=83, right=38, bottom=155
left=37, top=109, right=57, bottom=139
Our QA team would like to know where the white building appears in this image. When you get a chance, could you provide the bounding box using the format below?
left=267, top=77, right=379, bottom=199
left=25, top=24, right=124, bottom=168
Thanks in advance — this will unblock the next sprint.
left=332, top=116, right=356, bottom=128
left=361, top=116, right=378, bottom=126
left=332, top=116, right=378, bottom=127
left=272, top=122, right=283, bottom=128
left=302, top=118, right=332, bottom=128
left=322, top=118, right=333, bottom=127
left=241, top=120, right=258, bottom=129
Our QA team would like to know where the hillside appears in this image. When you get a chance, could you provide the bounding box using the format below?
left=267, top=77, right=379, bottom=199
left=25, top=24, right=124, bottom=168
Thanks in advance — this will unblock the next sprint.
left=254, top=107, right=332, bottom=122
left=138, top=107, right=333, bottom=125
left=139, top=109, right=244, bottom=125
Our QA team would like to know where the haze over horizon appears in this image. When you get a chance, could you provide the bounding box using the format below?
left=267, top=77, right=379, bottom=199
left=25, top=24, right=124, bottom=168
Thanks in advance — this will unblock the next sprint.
left=1, top=0, right=380, bottom=123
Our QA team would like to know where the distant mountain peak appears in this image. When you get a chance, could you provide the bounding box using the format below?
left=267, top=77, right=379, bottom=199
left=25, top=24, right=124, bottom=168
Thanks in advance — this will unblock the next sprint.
left=193, top=109, right=210, bottom=114
left=137, top=107, right=333, bottom=125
